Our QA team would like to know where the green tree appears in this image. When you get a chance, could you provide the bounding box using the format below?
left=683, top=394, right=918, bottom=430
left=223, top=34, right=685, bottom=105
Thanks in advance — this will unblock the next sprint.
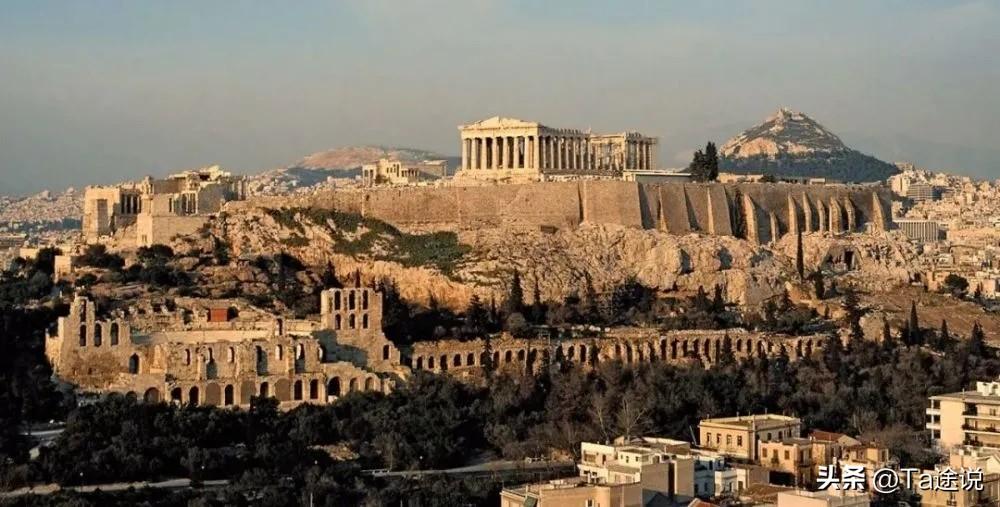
left=941, top=274, right=969, bottom=297
left=907, top=301, right=921, bottom=345
left=796, top=229, right=805, bottom=280
left=505, top=270, right=524, bottom=316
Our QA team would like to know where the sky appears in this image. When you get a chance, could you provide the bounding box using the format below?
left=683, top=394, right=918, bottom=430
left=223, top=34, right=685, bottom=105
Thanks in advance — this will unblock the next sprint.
left=1, top=0, right=998, bottom=195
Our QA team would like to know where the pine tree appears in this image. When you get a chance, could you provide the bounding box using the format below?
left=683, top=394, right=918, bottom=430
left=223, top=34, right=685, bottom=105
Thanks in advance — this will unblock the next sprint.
left=353, top=269, right=362, bottom=288
left=688, top=149, right=706, bottom=181
left=881, top=319, right=896, bottom=351
left=581, top=273, right=600, bottom=324
left=320, top=262, right=340, bottom=288
left=465, top=295, right=490, bottom=336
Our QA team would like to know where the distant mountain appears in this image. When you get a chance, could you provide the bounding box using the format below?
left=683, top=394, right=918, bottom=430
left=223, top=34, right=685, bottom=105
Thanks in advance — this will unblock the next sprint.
left=719, top=108, right=899, bottom=182
left=248, top=145, right=458, bottom=195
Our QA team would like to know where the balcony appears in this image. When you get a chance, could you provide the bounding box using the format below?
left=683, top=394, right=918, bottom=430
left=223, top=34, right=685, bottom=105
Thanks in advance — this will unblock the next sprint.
left=926, top=407, right=941, bottom=416
left=963, top=424, right=1000, bottom=434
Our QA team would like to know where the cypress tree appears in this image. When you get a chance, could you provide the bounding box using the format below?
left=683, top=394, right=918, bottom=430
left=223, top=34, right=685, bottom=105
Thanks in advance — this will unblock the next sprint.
left=505, top=270, right=524, bottom=316
left=704, top=141, right=719, bottom=181
left=907, top=301, right=920, bottom=345
left=531, top=279, right=545, bottom=324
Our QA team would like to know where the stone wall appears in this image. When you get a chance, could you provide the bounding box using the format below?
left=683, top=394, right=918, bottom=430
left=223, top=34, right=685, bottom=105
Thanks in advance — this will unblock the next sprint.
left=231, top=181, right=890, bottom=241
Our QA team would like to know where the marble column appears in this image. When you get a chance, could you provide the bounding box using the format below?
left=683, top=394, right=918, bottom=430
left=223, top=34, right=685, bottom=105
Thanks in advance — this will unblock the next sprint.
left=462, top=139, right=469, bottom=170
left=492, top=137, right=500, bottom=170
left=534, top=135, right=541, bottom=171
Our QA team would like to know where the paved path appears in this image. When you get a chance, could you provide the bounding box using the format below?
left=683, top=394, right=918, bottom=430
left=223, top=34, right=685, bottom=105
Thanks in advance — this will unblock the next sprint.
left=371, top=459, right=576, bottom=478
left=1, top=478, right=229, bottom=498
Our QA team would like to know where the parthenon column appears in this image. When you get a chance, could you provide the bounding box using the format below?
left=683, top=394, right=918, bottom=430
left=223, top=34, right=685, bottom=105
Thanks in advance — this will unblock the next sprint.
left=462, top=138, right=469, bottom=170
left=534, top=135, right=541, bottom=171
left=472, top=138, right=480, bottom=169
left=492, top=137, right=500, bottom=170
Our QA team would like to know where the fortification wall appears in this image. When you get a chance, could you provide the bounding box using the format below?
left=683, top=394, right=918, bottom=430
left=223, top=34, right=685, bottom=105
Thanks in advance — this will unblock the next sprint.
left=231, top=181, right=890, bottom=240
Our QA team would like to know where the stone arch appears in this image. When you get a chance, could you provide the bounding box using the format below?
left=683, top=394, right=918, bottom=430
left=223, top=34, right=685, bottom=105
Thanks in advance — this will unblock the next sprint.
left=110, top=322, right=120, bottom=346
left=453, top=353, right=462, bottom=367
left=256, top=346, right=267, bottom=374
left=504, top=350, right=513, bottom=363
left=614, top=343, right=622, bottom=359
left=480, top=351, right=488, bottom=366
left=143, top=387, right=160, bottom=403
left=349, top=314, right=356, bottom=329
left=796, top=341, right=804, bottom=358
left=382, top=344, right=391, bottom=361
left=517, top=349, right=526, bottom=361
left=293, top=380, right=304, bottom=400
left=349, top=290, right=356, bottom=310
left=206, top=359, right=218, bottom=379
left=363, top=314, right=369, bottom=329
left=579, top=344, right=588, bottom=363
left=240, top=380, right=254, bottom=404
left=703, top=340, right=711, bottom=358
left=660, top=340, right=668, bottom=360
left=79, top=324, right=87, bottom=347
left=259, top=382, right=270, bottom=398
left=567, top=345, right=576, bottom=360
left=466, top=352, right=475, bottom=366
left=188, top=386, right=200, bottom=406
left=363, top=290, right=369, bottom=309
left=736, top=339, right=743, bottom=353
left=805, top=340, right=814, bottom=357
left=428, top=356, right=435, bottom=369
left=647, top=342, right=656, bottom=362
left=309, top=379, right=319, bottom=399
left=691, top=339, right=699, bottom=357
left=224, top=384, right=235, bottom=406
left=555, top=345, right=564, bottom=361
left=128, top=353, right=140, bottom=374
left=671, top=341, right=679, bottom=359
left=492, top=351, right=500, bottom=366
left=713, top=340, right=720, bottom=361
left=185, top=349, right=192, bottom=365
left=335, top=314, right=342, bottom=330
left=625, top=344, right=634, bottom=363
left=365, top=377, right=375, bottom=391
left=205, top=383, right=221, bottom=406
left=328, top=377, right=342, bottom=398
left=274, top=378, right=291, bottom=401
left=170, top=387, right=183, bottom=403
left=637, top=346, right=644, bottom=362
left=349, top=378, right=359, bottom=392
left=439, top=354, right=448, bottom=371
left=415, top=356, right=424, bottom=370
left=93, top=323, right=103, bottom=347
left=757, top=341, right=766, bottom=356
left=228, top=347, right=236, bottom=363
left=334, top=291, right=341, bottom=310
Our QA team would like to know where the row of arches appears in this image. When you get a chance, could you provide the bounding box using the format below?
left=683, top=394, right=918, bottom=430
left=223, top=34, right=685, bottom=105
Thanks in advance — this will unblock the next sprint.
left=330, top=288, right=371, bottom=312
left=141, top=374, right=385, bottom=407
left=332, top=313, right=370, bottom=331
left=77, top=321, right=123, bottom=347
left=411, top=336, right=824, bottom=373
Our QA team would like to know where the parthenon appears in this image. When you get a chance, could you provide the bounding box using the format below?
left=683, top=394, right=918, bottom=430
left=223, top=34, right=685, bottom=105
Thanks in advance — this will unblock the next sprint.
left=455, top=116, right=658, bottom=182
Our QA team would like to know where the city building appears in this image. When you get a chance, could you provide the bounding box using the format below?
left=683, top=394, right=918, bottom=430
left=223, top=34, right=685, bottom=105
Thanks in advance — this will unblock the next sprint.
left=455, top=116, right=658, bottom=183
left=927, top=378, right=1000, bottom=452
left=361, top=158, right=447, bottom=186
left=82, top=165, right=247, bottom=247
left=699, top=414, right=802, bottom=460
left=894, top=218, right=941, bottom=243
left=499, top=477, right=642, bottom=507
left=578, top=438, right=693, bottom=503
left=775, top=489, right=870, bottom=507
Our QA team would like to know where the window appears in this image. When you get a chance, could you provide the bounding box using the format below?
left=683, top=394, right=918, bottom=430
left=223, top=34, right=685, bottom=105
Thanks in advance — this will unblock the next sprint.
left=784, top=450, right=790, bottom=460
left=706, top=432, right=711, bottom=444
left=716, top=434, right=720, bottom=444
left=737, top=436, right=743, bottom=447
left=767, top=432, right=772, bottom=440
left=726, top=435, right=732, bottom=445
left=762, top=449, right=768, bottom=458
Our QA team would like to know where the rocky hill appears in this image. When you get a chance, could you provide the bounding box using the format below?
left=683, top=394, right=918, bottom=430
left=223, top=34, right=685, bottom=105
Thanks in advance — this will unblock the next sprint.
left=248, top=145, right=457, bottom=195
left=720, top=108, right=899, bottom=182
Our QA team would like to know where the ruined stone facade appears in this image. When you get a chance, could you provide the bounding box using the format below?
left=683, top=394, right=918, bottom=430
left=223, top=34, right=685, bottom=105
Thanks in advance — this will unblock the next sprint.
left=83, top=165, right=247, bottom=247
left=45, top=287, right=403, bottom=408
left=409, top=328, right=826, bottom=379
left=361, top=158, right=447, bottom=187
left=455, top=117, right=658, bottom=182
left=46, top=288, right=827, bottom=406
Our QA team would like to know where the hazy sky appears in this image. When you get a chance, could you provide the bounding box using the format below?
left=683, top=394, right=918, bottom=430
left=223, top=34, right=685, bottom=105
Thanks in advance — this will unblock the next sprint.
left=1, top=0, right=998, bottom=195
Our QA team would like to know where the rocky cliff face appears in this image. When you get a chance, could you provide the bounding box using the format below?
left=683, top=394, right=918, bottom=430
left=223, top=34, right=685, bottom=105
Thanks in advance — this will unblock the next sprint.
left=720, top=108, right=899, bottom=182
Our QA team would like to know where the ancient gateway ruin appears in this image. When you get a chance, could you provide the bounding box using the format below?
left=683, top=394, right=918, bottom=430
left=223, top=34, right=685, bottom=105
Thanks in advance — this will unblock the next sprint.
left=47, top=288, right=826, bottom=408
left=455, top=117, right=658, bottom=182
left=83, top=165, right=247, bottom=247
